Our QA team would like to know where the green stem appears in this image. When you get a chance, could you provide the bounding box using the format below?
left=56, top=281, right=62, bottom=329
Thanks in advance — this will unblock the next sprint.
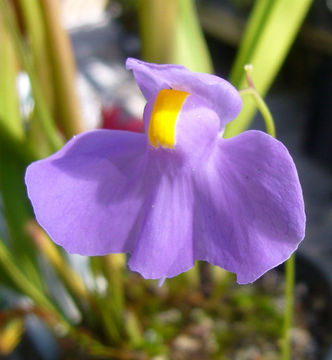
left=138, top=0, right=213, bottom=73
left=0, top=12, right=24, bottom=141
left=89, top=256, right=123, bottom=344
left=0, top=0, right=63, bottom=153
left=281, top=255, right=295, bottom=360
left=27, top=222, right=91, bottom=310
left=225, top=0, right=313, bottom=137
left=0, top=120, right=38, bottom=162
left=39, top=0, right=84, bottom=138
left=0, top=239, right=59, bottom=316
left=102, top=255, right=125, bottom=327
left=17, top=0, right=54, bottom=109
left=138, top=0, right=178, bottom=64
left=239, top=87, right=275, bottom=137
left=198, top=261, right=212, bottom=298
left=240, top=68, right=294, bottom=359
left=174, top=0, right=213, bottom=73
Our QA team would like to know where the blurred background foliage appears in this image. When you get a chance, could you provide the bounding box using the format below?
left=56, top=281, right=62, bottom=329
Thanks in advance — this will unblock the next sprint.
left=0, top=0, right=332, bottom=359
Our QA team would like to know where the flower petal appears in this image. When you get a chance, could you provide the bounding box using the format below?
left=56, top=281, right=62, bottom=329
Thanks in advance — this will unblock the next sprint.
left=193, top=130, right=305, bottom=284
left=128, top=169, right=195, bottom=279
left=126, top=58, right=242, bottom=128
left=25, top=130, right=148, bottom=255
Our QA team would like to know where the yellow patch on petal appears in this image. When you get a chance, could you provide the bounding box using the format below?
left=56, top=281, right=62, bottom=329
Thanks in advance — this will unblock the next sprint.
left=148, top=89, right=189, bottom=149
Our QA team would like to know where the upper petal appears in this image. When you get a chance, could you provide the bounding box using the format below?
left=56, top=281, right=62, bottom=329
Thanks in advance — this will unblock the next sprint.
left=193, top=130, right=305, bottom=284
left=25, top=130, right=148, bottom=255
left=143, top=91, right=220, bottom=166
left=126, top=58, right=242, bottom=128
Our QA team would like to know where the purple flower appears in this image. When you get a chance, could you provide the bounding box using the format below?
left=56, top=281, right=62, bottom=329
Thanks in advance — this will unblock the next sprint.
left=25, top=58, right=305, bottom=284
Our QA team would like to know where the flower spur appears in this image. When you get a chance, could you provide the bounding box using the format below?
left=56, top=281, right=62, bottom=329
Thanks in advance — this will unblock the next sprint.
left=25, top=58, right=305, bottom=284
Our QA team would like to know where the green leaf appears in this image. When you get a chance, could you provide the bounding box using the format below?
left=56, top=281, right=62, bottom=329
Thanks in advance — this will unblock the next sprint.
left=138, top=0, right=178, bottom=64
left=0, top=0, right=63, bottom=153
left=0, top=14, right=24, bottom=141
left=39, top=0, right=84, bottom=138
left=225, top=0, right=313, bottom=137
left=17, top=0, right=54, bottom=110
left=171, top=0, right=213, bottom=73
left=0, top=146, right=44, bottom=289
left=0, top=238, right=62, bottom=317
left=138, top=0, right=213, bottom=73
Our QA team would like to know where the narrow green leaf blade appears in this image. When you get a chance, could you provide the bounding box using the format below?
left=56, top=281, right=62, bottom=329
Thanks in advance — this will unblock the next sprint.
left=225, top=0, right=313, bottom=137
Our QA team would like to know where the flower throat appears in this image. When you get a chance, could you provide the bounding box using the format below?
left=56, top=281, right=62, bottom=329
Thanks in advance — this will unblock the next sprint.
left=148, top=89, right=189, bottom=149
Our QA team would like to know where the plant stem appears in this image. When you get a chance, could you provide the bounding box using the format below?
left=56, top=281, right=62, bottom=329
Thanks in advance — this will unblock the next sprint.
left=26, top=222, right=91, bottom=310
left=0, top=12, right=24, bottom=141
left=239, top=65, right=294, bottom=359
left=0, top=239, right=59, bottom=316
left=174, top=0, right=213, bottom=73
left=138, top=0, right=178, bottom=64
left=102, top=255, right=125, bottom=327
left=138, top=0, right=213, bottom=73
left=239, top=64, right=275, bottom=137
left=281, top=254, right=295, bottom=360
left=39, top=0, right=84, bottom=138
left=225, top=0, right=313, bottom=137
left=198, top=261, right=212, bottom=297
left=239, top=87, right=275, bottom=138
left=0, top=0, right=63, bottom=153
